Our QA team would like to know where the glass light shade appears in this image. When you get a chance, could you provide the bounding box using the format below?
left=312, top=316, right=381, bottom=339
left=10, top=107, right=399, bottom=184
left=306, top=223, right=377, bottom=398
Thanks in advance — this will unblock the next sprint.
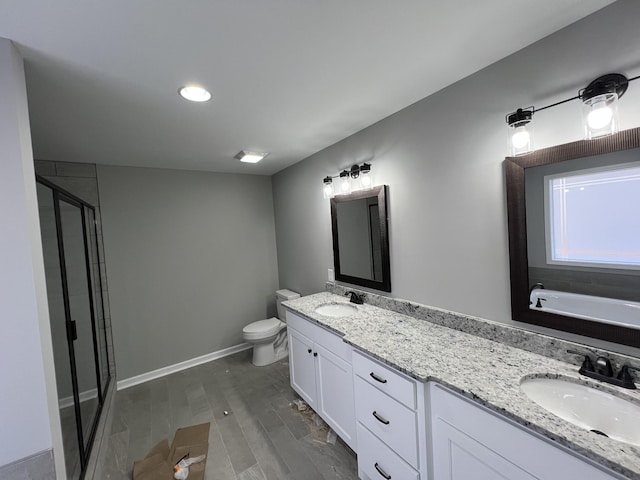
left=360, top=170, right=372, bottom=189
left=583, top=92, right=619, bottom=139
left=323, top=178, right=333, bottom=199
left=349, top=174, right=361, bottom=192
left=508, top=124, right=533, bottom=156
left=339, top=172, right=351, bottom=194
left=359, top=163, right=372, bottom=190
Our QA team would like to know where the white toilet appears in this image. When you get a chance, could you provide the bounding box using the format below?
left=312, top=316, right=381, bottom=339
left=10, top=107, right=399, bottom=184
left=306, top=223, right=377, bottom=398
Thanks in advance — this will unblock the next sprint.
left=242, top=289, right=300, bottom=366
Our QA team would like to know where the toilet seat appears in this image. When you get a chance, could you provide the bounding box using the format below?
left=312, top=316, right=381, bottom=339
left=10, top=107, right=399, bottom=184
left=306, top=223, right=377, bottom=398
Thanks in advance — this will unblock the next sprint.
left=242, top=317, right=284, bottom=341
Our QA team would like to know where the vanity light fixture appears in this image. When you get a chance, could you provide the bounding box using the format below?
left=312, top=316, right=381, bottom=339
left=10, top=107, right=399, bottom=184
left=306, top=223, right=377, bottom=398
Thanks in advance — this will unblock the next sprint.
left=178, top=85, right=212, bottom=102
left=506, top=72, right=639, bottom=155
left=322, top=162, right=374, bottom=198
left=234, top=150, right=269, bottom=163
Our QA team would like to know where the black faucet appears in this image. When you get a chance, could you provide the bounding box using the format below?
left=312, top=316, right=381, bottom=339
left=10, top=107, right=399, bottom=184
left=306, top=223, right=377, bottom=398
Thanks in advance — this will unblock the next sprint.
left=529, top=283, right=544, bottom=305
left=345, top=291, right=364, bottom=305
left=567, top=350, right=639, bottom=389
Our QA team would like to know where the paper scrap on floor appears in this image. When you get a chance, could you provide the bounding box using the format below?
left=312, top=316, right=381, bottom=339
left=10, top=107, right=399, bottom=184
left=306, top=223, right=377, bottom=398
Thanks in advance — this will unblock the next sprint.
left=133, top=422, right=210, bottom=480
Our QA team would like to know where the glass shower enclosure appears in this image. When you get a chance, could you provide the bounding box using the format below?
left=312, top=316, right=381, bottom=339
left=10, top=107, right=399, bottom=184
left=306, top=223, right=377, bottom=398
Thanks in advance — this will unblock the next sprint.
left=36, top=177, right=110, bottom=480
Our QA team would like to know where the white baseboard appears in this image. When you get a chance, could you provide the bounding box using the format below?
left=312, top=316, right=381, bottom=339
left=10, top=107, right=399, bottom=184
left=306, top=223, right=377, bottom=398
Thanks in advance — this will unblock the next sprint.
left=116, top=342, right=252, bottom=391
left=59, top=388, right=99, bottom=409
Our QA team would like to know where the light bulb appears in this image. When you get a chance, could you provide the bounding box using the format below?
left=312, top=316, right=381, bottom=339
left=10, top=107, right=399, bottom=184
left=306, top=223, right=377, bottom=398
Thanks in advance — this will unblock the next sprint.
left=511, top=126, right=531, bottom=149
left=323, top=183, right=333, bottom=199
left=341, top=178, right=351, bottom=194
left=587, top=101, right=613, bottom=130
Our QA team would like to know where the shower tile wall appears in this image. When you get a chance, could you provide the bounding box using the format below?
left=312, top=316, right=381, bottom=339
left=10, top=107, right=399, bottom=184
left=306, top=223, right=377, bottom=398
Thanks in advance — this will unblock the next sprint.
left=35, top=160, right=116, bottom=378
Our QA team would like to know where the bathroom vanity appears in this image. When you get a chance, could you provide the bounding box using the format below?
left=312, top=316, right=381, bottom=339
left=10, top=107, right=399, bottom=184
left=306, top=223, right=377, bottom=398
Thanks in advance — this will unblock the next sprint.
left=284, top=292, right=640, bottom=480
left=287, top=311, right=356, bottom=450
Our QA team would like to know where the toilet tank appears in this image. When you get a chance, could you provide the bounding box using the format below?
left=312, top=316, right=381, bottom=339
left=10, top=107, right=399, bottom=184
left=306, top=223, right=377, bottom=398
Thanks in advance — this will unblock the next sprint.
left=276, top=289, right=300, bottom=320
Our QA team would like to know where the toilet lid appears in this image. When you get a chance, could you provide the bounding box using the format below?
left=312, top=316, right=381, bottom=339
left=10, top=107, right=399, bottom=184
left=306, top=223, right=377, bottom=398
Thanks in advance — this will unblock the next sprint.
left=243, top=317, right=283, bottom=336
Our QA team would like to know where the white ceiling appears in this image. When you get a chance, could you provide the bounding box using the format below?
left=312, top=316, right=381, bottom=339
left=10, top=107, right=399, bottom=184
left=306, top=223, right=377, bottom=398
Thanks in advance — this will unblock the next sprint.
left=0, top=0, right=614, bottom=175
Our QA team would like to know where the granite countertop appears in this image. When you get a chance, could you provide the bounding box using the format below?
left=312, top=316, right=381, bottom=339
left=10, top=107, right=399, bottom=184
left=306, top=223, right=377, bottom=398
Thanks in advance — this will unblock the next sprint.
left=283, top=291, right=640, bottom=480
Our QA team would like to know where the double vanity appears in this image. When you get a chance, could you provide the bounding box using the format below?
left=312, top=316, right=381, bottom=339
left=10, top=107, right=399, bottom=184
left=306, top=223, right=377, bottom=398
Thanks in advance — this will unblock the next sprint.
left=283, top=291, right=640, bottom=480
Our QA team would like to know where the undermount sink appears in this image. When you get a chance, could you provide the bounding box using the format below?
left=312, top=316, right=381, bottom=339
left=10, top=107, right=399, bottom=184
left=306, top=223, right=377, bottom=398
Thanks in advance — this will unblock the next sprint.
left=314, top=303, right=358, bottom=317
left=520, top=377, right=640, bottom=446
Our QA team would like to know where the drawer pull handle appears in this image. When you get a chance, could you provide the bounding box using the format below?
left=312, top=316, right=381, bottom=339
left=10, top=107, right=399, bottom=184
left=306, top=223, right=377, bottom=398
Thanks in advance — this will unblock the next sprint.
left=370, top=372, right=388, bottom=384
left=374, top=462, right=391, bottom=479
left=372, top=411, right=390, bottom=425
left=308, top=348, right=312, bottom=354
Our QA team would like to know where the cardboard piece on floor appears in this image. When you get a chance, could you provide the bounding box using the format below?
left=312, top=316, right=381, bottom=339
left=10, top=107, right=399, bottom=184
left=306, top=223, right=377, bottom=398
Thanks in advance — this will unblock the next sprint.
left=133, top=423, right=210, bottom=480
left=132, top=454, right=172, bottom=480
left=147, top=438, right=171, bottom=459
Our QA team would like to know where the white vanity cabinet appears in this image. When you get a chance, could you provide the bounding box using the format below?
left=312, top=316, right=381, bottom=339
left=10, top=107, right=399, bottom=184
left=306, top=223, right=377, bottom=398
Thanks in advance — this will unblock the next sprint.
left=430, top=383, right=622, bottom=480
left=353, top=351, right=429, bottom=480
left=286, top=311, right=357, bottom=450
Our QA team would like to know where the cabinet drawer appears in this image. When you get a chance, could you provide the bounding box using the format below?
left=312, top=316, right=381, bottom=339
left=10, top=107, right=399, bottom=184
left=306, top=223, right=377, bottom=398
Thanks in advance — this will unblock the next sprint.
left=355, top=376, right=418, bottom=467
left=357, top=423, right=419, bottom=480
left=286, top=310, right=351, bottom=363
left=353, top=351, right=416, bottom=409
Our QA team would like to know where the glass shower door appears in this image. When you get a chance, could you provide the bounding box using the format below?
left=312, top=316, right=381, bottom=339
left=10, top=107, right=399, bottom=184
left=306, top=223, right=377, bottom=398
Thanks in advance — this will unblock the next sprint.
left=37, top=184, right=82, bottom=480
left=84, top=207, right=110, bottom=400
left=58, top=197, right=102, bottom=455
left=37, top=175, right=109, bottom=480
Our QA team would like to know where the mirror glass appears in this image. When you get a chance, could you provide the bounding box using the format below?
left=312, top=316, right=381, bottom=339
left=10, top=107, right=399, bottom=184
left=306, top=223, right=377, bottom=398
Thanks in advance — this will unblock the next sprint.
left=330, top=185, right=391, bottom=292
left=525, top=149, right=640, bottom=302
left=505, top=127, right=640, bottom=347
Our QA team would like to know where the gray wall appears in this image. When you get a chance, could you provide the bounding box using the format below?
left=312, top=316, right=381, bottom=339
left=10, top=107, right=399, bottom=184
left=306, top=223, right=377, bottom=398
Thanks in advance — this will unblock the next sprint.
left=272, top=1, right=640, bottom=357
left=97, top=165, right=280, bottom=380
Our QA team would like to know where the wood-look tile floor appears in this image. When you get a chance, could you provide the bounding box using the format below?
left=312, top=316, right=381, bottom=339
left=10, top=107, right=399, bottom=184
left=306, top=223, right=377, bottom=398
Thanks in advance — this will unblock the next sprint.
left=100, top=350, right=358, bottom=479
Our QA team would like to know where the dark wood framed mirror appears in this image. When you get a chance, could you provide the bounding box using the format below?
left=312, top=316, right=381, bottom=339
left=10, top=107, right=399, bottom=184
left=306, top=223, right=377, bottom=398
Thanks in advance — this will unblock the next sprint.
left=505, top=127, right=640, bottom=347
left=330, top=185, right=391, bottom=292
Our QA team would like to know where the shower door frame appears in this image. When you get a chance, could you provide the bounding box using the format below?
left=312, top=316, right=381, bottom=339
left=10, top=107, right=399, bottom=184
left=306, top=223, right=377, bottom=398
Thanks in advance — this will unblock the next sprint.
left=37, top=175, right=111, bottom=478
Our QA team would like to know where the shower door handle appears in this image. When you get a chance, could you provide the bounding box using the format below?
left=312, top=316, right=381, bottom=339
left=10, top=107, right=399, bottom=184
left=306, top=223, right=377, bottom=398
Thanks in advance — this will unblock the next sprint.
left=67, top=320, right=78, bottom=341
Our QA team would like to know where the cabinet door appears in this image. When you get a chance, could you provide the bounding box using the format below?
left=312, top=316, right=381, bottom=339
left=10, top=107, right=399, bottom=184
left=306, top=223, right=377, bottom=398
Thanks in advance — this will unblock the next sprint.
left=315, top=343, right=356, bottom=450
left=288, top=328, right=317, bottom=409
left=431, top=384, right=620, bottom=480
left=433, top=417, right=537, bottom=480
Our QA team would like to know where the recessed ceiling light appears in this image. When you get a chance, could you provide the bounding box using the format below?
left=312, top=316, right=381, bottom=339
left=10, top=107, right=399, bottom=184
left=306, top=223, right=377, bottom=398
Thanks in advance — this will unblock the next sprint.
left=234, top=151, right=269, bottom=163
left=178, top=85, right=211, bottom=102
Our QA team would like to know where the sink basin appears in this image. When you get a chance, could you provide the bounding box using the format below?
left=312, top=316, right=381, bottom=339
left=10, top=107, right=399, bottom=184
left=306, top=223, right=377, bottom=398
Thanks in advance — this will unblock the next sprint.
left=520, top=377, right=640, bottom=446
left=314, top=303, right=358, bottom=317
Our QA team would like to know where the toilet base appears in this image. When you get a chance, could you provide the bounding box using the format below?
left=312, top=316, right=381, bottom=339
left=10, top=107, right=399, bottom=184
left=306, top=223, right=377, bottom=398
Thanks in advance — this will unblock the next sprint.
left=251, top=343, right=288, bottom=367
